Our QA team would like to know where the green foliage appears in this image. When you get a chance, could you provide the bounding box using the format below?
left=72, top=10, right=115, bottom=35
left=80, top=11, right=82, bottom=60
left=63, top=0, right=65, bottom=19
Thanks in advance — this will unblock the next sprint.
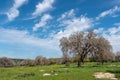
left=0, top=62, right=120, bottom=80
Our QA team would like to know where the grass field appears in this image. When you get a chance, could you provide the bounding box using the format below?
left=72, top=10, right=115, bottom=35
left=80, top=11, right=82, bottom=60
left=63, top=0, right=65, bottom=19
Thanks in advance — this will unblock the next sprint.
left=0, top=62, right=120, bottom=80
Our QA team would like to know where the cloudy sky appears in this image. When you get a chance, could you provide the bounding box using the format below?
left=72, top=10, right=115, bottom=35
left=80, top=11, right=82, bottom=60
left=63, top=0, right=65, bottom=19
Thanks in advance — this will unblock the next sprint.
left=0, top=0, right=120, bottom=59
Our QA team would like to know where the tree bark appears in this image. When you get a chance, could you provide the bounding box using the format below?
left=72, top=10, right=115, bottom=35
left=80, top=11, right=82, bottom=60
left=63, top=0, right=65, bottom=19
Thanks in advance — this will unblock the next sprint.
left=77, top=58, right=81, bottom=67
left=77, top=55, right=83, bottom=67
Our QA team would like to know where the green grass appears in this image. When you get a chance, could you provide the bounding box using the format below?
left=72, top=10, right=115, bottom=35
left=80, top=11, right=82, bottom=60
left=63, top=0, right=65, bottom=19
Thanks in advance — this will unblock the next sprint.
left=0, top=62, right=120, bottom=80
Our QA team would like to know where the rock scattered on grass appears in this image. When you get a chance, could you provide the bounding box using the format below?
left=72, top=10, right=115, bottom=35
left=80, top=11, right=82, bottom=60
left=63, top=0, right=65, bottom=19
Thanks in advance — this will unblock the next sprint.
left=43, top=73, right=51, bottom=76
left=93, top=72, right=117, bottom=80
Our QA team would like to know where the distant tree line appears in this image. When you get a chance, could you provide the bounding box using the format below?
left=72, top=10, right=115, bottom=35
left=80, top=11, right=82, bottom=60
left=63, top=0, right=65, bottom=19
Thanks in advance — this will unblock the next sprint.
left=0, top=56, right=63, bottom=67
left=0, top=51, right=120, bottom=67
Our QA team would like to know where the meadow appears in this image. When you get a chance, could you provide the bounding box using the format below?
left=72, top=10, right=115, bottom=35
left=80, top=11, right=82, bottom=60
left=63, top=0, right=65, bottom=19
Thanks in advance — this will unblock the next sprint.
left=0, top=62, right=120, bottom=80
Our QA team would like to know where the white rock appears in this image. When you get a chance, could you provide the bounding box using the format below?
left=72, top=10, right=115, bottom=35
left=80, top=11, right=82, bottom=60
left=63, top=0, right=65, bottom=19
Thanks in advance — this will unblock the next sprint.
left=43, top=73, right=51, bottom=76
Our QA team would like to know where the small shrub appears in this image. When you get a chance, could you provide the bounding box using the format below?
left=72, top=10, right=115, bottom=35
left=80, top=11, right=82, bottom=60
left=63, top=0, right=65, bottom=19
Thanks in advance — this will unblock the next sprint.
left=20, top=59, right=35, bottom=66
left=0, top=57, right=16, bottom=67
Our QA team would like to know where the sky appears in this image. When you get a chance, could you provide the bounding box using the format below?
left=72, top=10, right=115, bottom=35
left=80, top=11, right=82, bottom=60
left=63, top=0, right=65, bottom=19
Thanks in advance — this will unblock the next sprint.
left=0, top=0, right=120, bottom=59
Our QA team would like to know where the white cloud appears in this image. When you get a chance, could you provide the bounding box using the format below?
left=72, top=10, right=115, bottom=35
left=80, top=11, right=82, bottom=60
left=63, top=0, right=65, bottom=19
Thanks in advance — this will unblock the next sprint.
left=55, top=16, right=92, bottom=39
left=32, top=0, right=54, bottom=17
left=33, top=14, right=52, bottom=31
left=0, top=28, right=62, bottom=58
left=94, top=28, right=104, bottom=34
left=96, top=6, right=120, bottom=20
left=6, top=0, right=27, bottom=21
left=108, top=26, right=120, bottom=35
left=54, top=10, right=93, bottom=39
left=0, top=28, right=58, bottom=50
left=57, top=9, right=75, bottom=21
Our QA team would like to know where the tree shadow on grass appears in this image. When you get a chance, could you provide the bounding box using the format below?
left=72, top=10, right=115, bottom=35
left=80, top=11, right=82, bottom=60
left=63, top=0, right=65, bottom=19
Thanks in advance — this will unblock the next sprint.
left=107, top=70, right=120, bottom=78
left=17, top=72, right=35, bottom=78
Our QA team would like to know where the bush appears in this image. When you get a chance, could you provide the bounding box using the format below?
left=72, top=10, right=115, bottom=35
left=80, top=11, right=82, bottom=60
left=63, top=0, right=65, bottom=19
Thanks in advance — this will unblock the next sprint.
left=34, top=56, right=49, bottom=65
left=20, top=59, right=35, bottom=66
left=0, top=57, right=16, bottom=67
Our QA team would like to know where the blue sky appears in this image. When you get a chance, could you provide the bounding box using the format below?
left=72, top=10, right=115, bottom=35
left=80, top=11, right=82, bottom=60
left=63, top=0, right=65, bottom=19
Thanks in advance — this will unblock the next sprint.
left=0, top=0, right=120, bottom=59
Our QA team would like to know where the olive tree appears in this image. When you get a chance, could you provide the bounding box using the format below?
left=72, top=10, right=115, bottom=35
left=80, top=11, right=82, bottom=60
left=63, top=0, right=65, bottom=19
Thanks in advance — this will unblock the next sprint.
left=34, top=56, right=47, bottom=65
left=20, top=59, right=35, bottom=66
left=60, top=31, right=114, bottom=67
